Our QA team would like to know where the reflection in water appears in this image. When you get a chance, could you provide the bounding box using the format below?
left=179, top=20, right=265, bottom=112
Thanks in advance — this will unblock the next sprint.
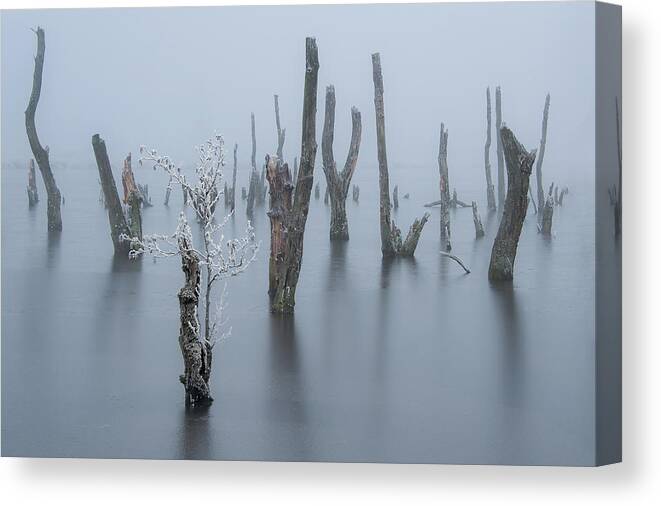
left=178, top=403, right=213, bottom=460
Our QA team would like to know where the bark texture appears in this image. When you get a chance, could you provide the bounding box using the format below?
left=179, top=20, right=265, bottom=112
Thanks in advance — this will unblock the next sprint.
left=268, top=37, right=319, bottom=314
left=535, top=93, right=551, bottom=223
left=472, top=201, right=485, bottom=238
left=274, top=94, right=286, bottom=160
left=372, top=52, right=429, bottom=258
left=393, top=185, right=399, bottom=209
left=266, top=155, right=293, bottom=297
left=27, top=159, right=39, bottom=207
left=484, top=87, right=496, bottom=211
left=495, top=86, right=505, bottom=209
left=121, top=153, right=143, bottom=243
left=25, top=27, right=62, bottom=231
left=177, top=232, right=213, bottom=405
left=92, top=134, right=131, bottom=256
left=321, top=85, right=362, bottom=240
left=488, top=126, right=537, bottom=281
left=438, top=123, right=451, bottom=242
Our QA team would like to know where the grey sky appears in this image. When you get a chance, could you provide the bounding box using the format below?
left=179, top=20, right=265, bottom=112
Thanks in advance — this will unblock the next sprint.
left=2, top=2, right=595, bottom=186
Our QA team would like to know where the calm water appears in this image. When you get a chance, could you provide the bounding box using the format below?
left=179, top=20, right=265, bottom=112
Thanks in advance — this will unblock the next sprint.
left=2, top=159, right=597, bottom=465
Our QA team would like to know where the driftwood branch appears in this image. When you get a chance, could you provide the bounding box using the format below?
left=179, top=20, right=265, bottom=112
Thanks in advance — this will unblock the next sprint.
left=439, top=251, right=471, bottom=274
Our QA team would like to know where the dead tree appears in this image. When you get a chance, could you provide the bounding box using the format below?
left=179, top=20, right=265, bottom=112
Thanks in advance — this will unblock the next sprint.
left=472, top=201, right=485, bottom=238
left=536, top=93, right=551, bottom=223
left=438, top=123, right=451, bottom=244
left=540, top=183, right=554, bottom=236
left=450, top=189, right=471, bottom=208
left=495, top=86, right=505, bottom=209
left=484, top=87, right=496, bottom=211
left=372, top=52, right=429, bottom=257
left=268, top=37, right=319, bottom=314
left=352, top=184, right=360, bottom=202
left=246, top=113, right=258, bottom=218
left=321, top=85, right=362, bottom=240
left=274, top=94, right=286, bottom=160
left=25, top=27, right=62, bottom=231
left=121, top=153, right=143, bottom=243
left=488, top=126, right=537, bottom=281
left=393, top=185, right=399, bottom=209
left=92, top=134, right=131, bottom=256
left=27, top=159, right=39, bottom=207
left=266, top=155, right=292, bottom=298
left=164, top=177, right=172, bottom=206
left=440, top=251, right=471, bottom=274
left=292, top=156, right=299, bottom=186
left=230, top=143, right=238, bottom=211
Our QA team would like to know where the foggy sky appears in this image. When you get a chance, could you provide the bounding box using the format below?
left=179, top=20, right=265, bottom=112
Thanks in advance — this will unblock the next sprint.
left=2, top=2, right=595, bottom=186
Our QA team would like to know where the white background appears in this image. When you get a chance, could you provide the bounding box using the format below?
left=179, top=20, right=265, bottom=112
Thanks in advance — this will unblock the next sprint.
left=0, top=0, right=658, bottom=504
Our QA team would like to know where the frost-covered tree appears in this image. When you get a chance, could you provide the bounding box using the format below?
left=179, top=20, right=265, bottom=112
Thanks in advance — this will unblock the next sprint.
left=124, top=134, right=259, bottom=405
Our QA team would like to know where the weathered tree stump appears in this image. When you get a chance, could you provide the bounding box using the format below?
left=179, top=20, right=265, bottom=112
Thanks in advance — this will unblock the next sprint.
left=25, top=27, right=62, bottom=231
left=495, top=86, right=505, bottom=209
left=540, top=183, right=554, bottom=236
left=121, top=153, right=143, bottom=243
left=92, top=134, right=131, bottom=256
left=268, top=37, right=319, bottom=314
left=488, top=126, right=537, bottom=281
left=438, top=123, right=451, bottom=242
left=472, top=201, right=485, bottom=238
left=274, top=94, right=286, bottom=160
left=484, top=87, right=496, bottom=211
left=164, top=177, right=172, bottom=206
left=177, top=231, right=213, bottom=406
left=27, top=159, right=39, bottom=207
left=321, top=85, right=362, bottom=240
left=372, top=52, right=429, bottom=257
left=266, top=155, right=293, bottom=297
left=535, top=93, right=551, bottom=224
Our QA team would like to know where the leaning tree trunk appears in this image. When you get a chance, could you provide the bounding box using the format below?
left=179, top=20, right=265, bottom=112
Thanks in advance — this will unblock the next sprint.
left=484, top=87, right=496, bottom=211
left=495, top=86, right=505, bottom=209
left=536, top=93, right=551, bottom=223
left=121, top=153, right=143, bottom=243
left=92, top=134, right=131, bottom=256
left=472, top=201, right=485, bottom=238
left=540, top=183, right=554, bottom=236
left=488, top=126, right=537, bottom=281
left=268, top=37, right=319, bottom=314
left=274, top=94, right=286, bottom=160
left=321, top=85, right=362, bottom=240
left=372, top=52, right=429, bottom=257
left=25, top=27, right=62, bottom=231
left=438, top=123, right=451, bottom=246
left=177, top=232, right=212, bottom=405
left=27, top=159, right=39, bottom=207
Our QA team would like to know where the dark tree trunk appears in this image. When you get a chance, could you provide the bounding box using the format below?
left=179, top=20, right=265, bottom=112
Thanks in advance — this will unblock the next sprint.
left=321, top=85, right=362, bottom=240
left=266, top=155, right=293, bottom=297
left=121, top=153, right=143, bottom=243
left=488, top=126, right=537, bottom=281
left=540, top=183, right=554, bottom=236
left=472, top=201, right=485, bottom=238
left=25, top=27, right=62, bottom=231
left=92, top=134, right=131, bottom=256
left=177, top=232, right=212, bottom=406
left=274, top=94, right=286, bottom=160
left=269, top=37, right=319, bottom=314
left=372, top=52, right=429, bottom=257
left=536, top=93, right=551, bottom=223
left=438, top=123, right=451, bottom=243
left=495, top=86, right=505, bottom=209
left=393, top=185, right=399, bottom=209
left=484, top=87, right=496, bottom=211
left=27, top=159, right=39, bottom=207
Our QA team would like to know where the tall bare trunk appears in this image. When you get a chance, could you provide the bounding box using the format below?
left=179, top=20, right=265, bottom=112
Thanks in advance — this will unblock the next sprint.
left=92, top=134, right=131, bottom=256
left=472, top=201, right=485, bottom=238
left=495, top=86, right=505, bottom=209
left=484, top=87, right=496, bottom=211
left=536, top=93, right=551, bottom=223
left=274, top=94, right=286, bottom=160
left=27, top=159, right=39, bottom=207
left=269, top=37, right=319, bottom=314
left=488, top=126, right=537, bottom=281
left=25, top=27, right=62, bottom=231
left=321, top=85, right=362, bottom=240
left=231, top=143, right=238, bottom=211
left=438, top=123, right=451, bottom=246
left=372, top=52, right=428, bottom=257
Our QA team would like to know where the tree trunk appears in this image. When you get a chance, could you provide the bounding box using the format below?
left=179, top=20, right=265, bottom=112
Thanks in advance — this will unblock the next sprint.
left=536, top=93, right=551, bottom=223
left=231, top=143, right=238, bottom=212
left=292, top=156, right=299, bottom=187
left=25, top=27, right=62, bottom=231
left=177, top=232, right=212, bottom=406
left=372, top=52, right=429, bottom=257
left=484, top=87, right=496, bottom=211
left=488, top=126, right=537, bottom=281
left=266, top=155, right=293, bottom=297
left=246, top=112, right=258, bottom=218
left=438, top=123, right=451, bottom=243
left=495, top=86, right=505, bottom=209
left=121, top=153, right=143, bottom=243
left=472, top=201, right=485, bottom=238
left=352, top=184, right=360, bottom=202
left=274, top=94, right=286, bottom=160
left=321, top=85, right=362, bottom=240
left=324, top=185, right=329, bottom=205
left=269, top=37, right=319, bottom=314
left=92, top=134, right=131, bottom=256
left=27, top=159, right=39, bottom=207
left=540, top=183, right=554, bottom=236
left=393, top=185, right=399, bottom=209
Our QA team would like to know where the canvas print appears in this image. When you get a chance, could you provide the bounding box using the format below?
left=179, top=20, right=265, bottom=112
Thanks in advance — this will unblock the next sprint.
left=1, top=2, right=621, bottom=465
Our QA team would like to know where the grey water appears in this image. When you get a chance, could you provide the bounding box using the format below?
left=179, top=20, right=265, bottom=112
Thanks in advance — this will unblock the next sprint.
left=2, top=157, right=597, bottom=465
